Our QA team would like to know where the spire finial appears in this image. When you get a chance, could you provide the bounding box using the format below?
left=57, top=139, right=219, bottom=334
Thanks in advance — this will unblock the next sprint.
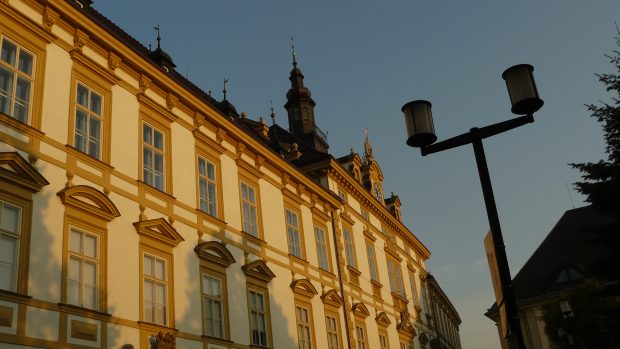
left=153, top=24, right=161, bottom=49
left=223, top=79, right=228, bottom=100
left=290, top=36, right=297, bottom=67
left=270, top=99, right=276, bottom=125
left=364, top=128, right=373, bottom=158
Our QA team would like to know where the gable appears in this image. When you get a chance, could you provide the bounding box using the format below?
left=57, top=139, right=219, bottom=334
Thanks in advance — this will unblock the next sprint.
left=0, top=152, right=48, bottom=192
left=242, top=259, right=275, bottom=282
left=134, top=218, right=184, bottom=247
left=375, top=311, right=392, bottom=327
left=58, top=185, right=120, bottom=221
left=351, top=302, right=370, bottom=318
left=321, top=289, right=344, bottom=308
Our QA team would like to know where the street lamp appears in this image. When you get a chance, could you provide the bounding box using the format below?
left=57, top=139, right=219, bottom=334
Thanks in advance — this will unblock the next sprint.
left=401, top=64, right=543, bottom=349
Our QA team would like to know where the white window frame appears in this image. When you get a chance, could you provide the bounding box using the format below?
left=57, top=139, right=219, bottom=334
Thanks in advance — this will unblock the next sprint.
left=248, top=289, right=268, bottom=346
left=0, top=200, right=21, bottom=292
left=143, top=253, right=168, bottom=326
left=74, top=82, right=103, bottom=159
left=142, top=122, right=166, bottom=191
left=343, top=227, right=356, bottom=268
left=295, top=304, right=313, bottom=349
left=198, top=156, right=217, bottom=217
left=240, top=181, right=258, bottom=236
left=202, top=272, right=224, bottom=338
left=325, top=315, right=340, bottom=349
left=387, top=258, right=405, bottom=297
left=67, top=227, right=99, bottom=310
left=366, top=242, right=379, bottom=282
left=286, top=208, right=302, bottom=258
left=314, top=225, right=329, bottom=271
left=0, top=36, right=34, bottom=123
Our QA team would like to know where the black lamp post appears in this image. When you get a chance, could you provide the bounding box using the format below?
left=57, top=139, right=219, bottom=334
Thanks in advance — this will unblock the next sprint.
left=401, top=64, right=544, bottom=349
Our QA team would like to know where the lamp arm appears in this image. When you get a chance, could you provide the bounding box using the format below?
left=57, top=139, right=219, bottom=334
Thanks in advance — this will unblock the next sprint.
left=421, top=114, right=534, bottom=156
left=478, top=114, right=534, bottom=140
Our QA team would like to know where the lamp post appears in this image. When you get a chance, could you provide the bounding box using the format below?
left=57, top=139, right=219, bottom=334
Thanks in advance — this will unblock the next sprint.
left=401, top=64, right=544, bottom=349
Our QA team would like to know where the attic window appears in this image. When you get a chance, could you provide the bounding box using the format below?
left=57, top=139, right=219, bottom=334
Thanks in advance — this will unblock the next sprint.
left=555, top=268, right=583, bottom=283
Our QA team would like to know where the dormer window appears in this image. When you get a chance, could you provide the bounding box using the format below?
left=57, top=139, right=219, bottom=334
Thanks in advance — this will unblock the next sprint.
left=373, top=183, right=383, bottom=201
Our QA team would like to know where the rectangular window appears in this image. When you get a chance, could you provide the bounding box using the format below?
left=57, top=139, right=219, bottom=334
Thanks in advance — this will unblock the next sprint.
left=286, top=209, right=302, bottom=258
left=409, top=273, right=419, bottom=306
left=379, top=333, right=389, bottom=349
left=0, top=36, right=34, bottom=123
left=366, top=242, right=379, bottom=282
left=296, top=305, right=313, bottom=349
left=249, top=290, right=268, bottom=346
left=74, top=83, right=102, bottom=159
left=0, top=201, right=21, bottom=291
left=67, top=228, right=98, bottom=310
left=314, top=226, right=329, bottom=271
left=143, top=254, right=167, bottom=325
left=325, top=315, right=340, bottom=349
left=356, top=325, right=367, bottom=349
left=202, top=273, right=224, bottom=338
left=198, top=156, right=217, bottom=217
left=343, top=227, right=356, bottom=268
left=142, top=123, right=165, bottom=191
left=240, top=181, right=258, bottom=236
left=387, top=258, right=405, bottom=297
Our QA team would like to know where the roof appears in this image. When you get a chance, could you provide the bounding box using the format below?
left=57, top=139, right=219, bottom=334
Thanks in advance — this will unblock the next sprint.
left=511, top=205, right=618, bottom=302
left=427, top=273, right=462, bottom=324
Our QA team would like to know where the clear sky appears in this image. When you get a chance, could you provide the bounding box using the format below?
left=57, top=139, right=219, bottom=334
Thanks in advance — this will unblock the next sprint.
left=93, top=1, right=619, bottom=348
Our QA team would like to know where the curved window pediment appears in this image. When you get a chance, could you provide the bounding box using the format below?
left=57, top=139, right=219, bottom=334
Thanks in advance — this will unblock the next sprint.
left=194, top=240, right=235, bottom=268
left=57, top=185, right=120, bottom=222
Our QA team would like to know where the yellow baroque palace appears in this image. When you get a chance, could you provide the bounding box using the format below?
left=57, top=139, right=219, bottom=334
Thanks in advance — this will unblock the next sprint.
left=0, top=1, right=462, bottom=348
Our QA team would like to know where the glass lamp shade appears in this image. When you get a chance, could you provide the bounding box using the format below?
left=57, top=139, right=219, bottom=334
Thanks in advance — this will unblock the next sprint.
left=502, top=64, right=544, bottom=115
left=401, top=100, right=437, bottom=148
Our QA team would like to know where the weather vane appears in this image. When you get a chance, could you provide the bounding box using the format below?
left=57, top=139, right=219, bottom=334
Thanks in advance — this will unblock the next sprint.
left=223, top=79, right=229, bottom=100
left=153, top=24, right=161, bottom=49
left=290, top=36, right=297, bottom=66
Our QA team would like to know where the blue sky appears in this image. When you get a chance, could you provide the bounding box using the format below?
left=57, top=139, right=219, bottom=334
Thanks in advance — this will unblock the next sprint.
left=94, top=1, right=620, bottom=348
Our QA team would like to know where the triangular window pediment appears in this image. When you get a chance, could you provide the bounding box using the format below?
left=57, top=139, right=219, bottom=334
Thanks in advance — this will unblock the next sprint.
left=0, top=152, right=48, bottom=192
left=321, top=289, right=344, bottom=308
left=290, top=278, right=318, bottom=298
left=58, top=185, right=120, bottom=221
left=351, top=302, right=370, bottom=318
left=242, top=259, right=275, bottom=282
left=194, top=240, right=235, bottom=267
left=134, top=218, right=184, bottom=247
left=375, top=311, right=392, bottom=327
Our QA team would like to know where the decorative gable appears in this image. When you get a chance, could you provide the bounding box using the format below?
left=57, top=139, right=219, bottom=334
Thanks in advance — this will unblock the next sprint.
left=351, top=302, right=370, bottom=318
left=134, top=218, right=184, bottom=247
left=0, top=152, right=48, bottom=192
left=57, top=185, right=120, bottom=221
left=321, top=289, right=344, bottom=308
left=375, top=311, right=392, bottom=327
left=290, top=278, right=318, bottom=298
left=242, top=259, right=275, bottom=282
left=194, top=241, right=235, bottom=268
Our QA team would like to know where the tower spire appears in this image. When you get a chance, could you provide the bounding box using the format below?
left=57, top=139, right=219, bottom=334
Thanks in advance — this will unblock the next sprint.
left=223, top=79, right=228, bottom=101
left=270, top=99, right=276, bottom=125
left=153, top=24, right=161, bottom=49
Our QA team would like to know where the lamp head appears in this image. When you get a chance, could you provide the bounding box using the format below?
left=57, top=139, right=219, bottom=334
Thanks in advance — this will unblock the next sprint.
left=401, top=100, right=437, bottom=148
left=502, top=64, right=544, bottom=115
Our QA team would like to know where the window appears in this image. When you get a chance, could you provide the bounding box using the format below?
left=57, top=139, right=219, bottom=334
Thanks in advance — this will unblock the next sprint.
left=143, top=253, right=168, bottom=325
left=296, top=305, right=314, bottom=349
left=142, top=123, right=166, bottom=191
left=67, top=228, right=99, bottom=310
left=326, top=315, right=340, bottom=349
left=0, top=36, right=34, bottom=123
left=408, top=273, right=418, bottom=306
left=366, top=242, right=379, bottom=282
left=356, top=325, right=367, bottom=349
left=0, top=200, right=21, bottom=291
left=337, top=190, right=346, bottom=202
left=249, top=289, right=268, bottom=346
left=343, top=227, right=356, bottom=268
left=202, top=273, right=224, bottom=338
left=241, top=181, right=258, bottom=236
left=73, top=83, right=103, bottom=159
left=379, top=333, right=389, bottom=349
left=373, top=183, right=383, bottom=201
left=387, top=258, right=405, bottom=297
left=314, top=226, right=330, bottom=271
left=360, top=209, right=369, bottom=221
left=286, top=208, right=302, bottom=258
left=198, top=156, right=217, bottom=216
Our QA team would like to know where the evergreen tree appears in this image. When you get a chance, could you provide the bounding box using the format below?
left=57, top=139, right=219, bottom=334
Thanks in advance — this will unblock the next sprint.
left=571, top=32, right=620, bottom=219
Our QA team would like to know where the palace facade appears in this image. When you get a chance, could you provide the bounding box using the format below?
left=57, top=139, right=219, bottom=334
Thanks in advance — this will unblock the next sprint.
left=0, top=1, right=461, bottom=348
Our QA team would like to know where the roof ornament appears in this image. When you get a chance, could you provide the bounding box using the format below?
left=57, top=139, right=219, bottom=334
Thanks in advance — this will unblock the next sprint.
left=364, top=128, right=374, bottom=159
left=223, top=78, right=229, bottom=101
left=290, top=36, right=297, bottom=67
left=270, top=99, right=276, bottom=125
left=153, top=24, right=161, bottom=50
